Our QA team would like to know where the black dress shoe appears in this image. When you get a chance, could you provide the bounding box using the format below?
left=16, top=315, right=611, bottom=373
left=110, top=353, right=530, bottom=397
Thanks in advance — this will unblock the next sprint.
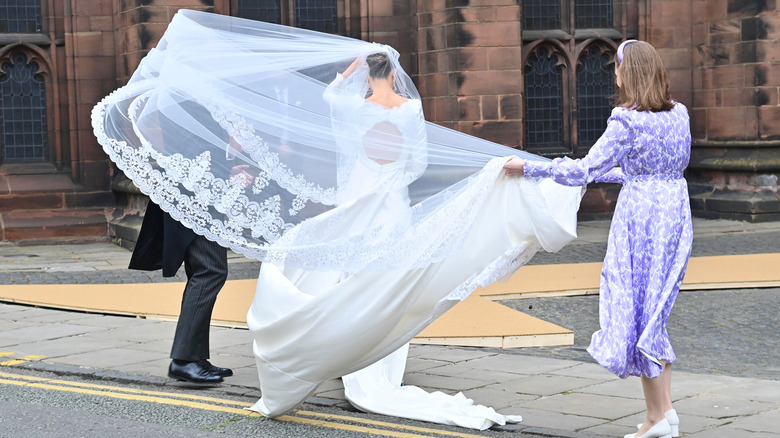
left=168, top=360, right=223, bottom=384
left=199, top=359, right=233, bottom=377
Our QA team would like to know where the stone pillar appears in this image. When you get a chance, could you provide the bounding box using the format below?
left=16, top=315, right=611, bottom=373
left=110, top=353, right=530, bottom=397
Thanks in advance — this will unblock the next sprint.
left=646, top=0, right=695, bottom=107
left=687, top=0, right=780, bottom=221
left=355, top=1, right=417, bottom=81
left=110, top=1, right=219, bottom=246
left=67, top=0, right=117, bottom=189
left=115, top=1, right=216, bottom=84
left=417, top=0, right=522, bottom=146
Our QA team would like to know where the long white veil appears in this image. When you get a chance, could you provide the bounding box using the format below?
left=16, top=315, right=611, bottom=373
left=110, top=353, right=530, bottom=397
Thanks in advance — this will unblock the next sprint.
left=92, top=9, right=554, bottom=273
left=93, top=10, right=585, bottom=424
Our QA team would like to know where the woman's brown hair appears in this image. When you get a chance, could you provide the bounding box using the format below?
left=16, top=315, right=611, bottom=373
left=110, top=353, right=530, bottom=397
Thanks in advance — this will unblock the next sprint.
left=614, top=41, right=674, bottom=112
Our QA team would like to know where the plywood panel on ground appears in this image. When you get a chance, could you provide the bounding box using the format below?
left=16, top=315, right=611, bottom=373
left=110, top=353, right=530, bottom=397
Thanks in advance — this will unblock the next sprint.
left=2, top=253, right=776, bottom=349
left=478, top=253, right=780, bottom=300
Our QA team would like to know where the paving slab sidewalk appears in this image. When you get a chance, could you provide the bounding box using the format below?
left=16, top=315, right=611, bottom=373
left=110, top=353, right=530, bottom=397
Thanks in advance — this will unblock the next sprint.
left=1, top=218, right=779, bottom=437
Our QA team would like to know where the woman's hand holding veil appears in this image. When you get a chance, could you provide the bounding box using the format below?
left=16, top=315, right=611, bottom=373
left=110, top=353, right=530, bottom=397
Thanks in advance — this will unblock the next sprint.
left=503, top=156, right=525, bottom=177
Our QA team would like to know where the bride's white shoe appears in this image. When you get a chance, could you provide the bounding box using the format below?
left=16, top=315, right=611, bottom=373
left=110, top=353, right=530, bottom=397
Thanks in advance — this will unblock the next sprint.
left=625, top=418, right=672, bottom=438
left=637, top=409, right=679, bottom=437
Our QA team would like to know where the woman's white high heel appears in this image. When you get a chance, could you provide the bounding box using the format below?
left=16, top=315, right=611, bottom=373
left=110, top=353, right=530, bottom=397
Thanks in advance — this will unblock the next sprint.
left=625, top=418, right=672, bottom=438
left=637, top=409, right=679, bottom=437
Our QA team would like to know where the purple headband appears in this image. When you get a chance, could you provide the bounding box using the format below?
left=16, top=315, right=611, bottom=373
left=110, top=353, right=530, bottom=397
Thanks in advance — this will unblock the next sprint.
left=617, top=39, right=638, bottom=63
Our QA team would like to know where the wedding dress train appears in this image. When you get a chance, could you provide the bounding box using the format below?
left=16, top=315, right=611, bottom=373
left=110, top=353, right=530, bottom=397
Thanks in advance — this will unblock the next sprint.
left=90, top=9, right=584, bottom=429
left=246, top=160, right=581, bottom=427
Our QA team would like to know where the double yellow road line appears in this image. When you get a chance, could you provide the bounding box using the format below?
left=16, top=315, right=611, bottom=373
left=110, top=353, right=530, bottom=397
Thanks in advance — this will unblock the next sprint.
left=0, top=366, right=490, bottom=438
left=0, top=351, right=44, bottom=366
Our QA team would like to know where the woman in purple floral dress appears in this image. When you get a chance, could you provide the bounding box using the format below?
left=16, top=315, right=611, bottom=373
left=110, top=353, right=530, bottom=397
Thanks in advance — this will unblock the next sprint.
left=505, top=40, right=692, bottom=438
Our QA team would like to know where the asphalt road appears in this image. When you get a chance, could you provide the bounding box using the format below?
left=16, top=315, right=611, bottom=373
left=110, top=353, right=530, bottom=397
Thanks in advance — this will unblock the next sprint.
left=0, top=366, right=533, bottom=438
left=499, top=287, right=780, bottom=381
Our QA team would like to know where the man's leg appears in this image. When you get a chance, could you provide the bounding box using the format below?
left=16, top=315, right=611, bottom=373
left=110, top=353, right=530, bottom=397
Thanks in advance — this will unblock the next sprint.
left=168, top=235, right=229, bottom=383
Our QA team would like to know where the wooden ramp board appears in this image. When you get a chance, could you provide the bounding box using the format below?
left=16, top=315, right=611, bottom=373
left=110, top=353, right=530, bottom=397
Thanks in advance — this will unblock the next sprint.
left=2, top=253, right=776, bottom=349
left=682, top=253, right=780, bottom=289
left=413, top=295, right=573, bottom=348
left=0, top=280, right=257, bottom=328
left=0, top=280, right=573, bottom=348
left=477, top=262, right=602, bottom=300
left=478, top=253, right=780, bottom=300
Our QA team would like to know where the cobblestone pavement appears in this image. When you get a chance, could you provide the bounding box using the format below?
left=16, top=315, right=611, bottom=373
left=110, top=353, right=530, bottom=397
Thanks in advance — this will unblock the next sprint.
left=0, top=258, right=264, bottom=285
left=504, top=221, right=780, bottom=381
left=528, top=229, right=780, bottom=265
left=499, top=287, right=780, bottom=381
left=2, top=230, right=778, bottom=285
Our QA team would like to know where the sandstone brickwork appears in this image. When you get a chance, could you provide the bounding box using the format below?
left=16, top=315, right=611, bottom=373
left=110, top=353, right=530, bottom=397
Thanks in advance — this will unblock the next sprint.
left=3, top=0, right=779, bottom=243
left=683, top=0, right=780, bottom=221
left=418, top=0, right=523, bottom=147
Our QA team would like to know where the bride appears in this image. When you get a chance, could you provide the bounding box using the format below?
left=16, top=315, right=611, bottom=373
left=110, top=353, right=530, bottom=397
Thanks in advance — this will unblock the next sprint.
left=249, top=51, right=523, bottom=429
left=92, top=9, right=583, bottom=430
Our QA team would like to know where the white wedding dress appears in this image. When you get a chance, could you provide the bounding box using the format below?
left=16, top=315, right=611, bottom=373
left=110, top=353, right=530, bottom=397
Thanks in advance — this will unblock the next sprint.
left=89, top=10, right=584, bottom=430
left=246, top=161, right=579, bottom=426
left=246, top=75, right=581, bottom=429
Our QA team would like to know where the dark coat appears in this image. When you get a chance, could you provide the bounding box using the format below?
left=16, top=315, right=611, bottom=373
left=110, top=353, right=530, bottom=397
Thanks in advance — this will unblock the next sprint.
left=128, top=101, right=234, bottom=277
left=129, top=201, right=196, bottom=277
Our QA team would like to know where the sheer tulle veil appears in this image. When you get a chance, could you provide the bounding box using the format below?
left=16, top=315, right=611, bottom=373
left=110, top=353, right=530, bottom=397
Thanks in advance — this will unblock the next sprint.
left=92, top=9, right=561, bottom=272
left=93, top=10, right=586, bottom=420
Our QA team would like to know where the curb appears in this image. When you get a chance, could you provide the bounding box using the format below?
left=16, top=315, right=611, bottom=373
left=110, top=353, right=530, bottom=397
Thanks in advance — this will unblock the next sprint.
left=7, top=360, right=609, bottom=438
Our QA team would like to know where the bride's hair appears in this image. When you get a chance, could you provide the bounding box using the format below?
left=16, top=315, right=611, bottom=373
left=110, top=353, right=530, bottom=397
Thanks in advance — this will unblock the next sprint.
left=366, top=52, right=393, bottom=80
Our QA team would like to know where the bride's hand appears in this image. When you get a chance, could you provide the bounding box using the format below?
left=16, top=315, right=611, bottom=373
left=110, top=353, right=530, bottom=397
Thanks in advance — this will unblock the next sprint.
left=342, top=57, right=363, bottom=78
left=503, top=156, right=525, bottom=177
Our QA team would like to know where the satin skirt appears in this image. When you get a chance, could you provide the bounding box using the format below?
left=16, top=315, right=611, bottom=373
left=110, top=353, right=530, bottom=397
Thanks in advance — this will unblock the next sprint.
left=246, top=162, right=582, bottom=424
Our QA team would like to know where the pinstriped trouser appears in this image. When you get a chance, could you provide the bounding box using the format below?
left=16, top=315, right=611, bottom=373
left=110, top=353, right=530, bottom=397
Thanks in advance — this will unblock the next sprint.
left=170, top=234, right=228, bottom=361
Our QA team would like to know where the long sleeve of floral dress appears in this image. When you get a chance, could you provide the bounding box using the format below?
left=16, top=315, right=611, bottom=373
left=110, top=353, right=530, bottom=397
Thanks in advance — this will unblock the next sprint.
left=524, top=108, right=634, bottom=185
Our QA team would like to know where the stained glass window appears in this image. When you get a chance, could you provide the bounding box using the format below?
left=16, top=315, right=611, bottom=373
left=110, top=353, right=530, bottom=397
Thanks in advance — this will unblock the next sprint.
left=523, top=0, right=624, bottom=155
left=236, top=0, right=337, bottom=33
left=1, top=53, right=48, bottom=163
left=0, top=0, right=42, bottom=33
left=575, top=0, right=613, bottom=29
left=522, top=0, right=561, bottom=30
left=237, top=1, right=282, bottom=24
left=577, top=46, right=614, bottom=148
left=524, top=48, right=564, bottom=152
left=296, top=0, right=338, bottom=33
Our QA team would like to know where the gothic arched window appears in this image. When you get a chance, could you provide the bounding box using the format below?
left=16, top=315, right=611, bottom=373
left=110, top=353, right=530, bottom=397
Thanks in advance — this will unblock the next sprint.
left=522, top=0, right=632, bottom=156
left=0, top=52, right=48, bottom=163
left=524, top=48, right=564, bottom=153
left=0, top=0, right=42, bottom=33
left=577, top=45, right=615, bottom=150
left=235, top=0, right=338, bottom=34
left=575, top=0, right=613, bottom=29
left=522, top=0, right=561, bottom=31
left=237, top=2, right=282, bottom=24
left=295, top=0, right=338, bottom=33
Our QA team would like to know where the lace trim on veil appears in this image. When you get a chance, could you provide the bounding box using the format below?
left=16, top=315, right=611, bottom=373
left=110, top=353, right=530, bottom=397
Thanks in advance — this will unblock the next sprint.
left=437, top=242, right=540, bottom=308
left=205, top=100, right=339, bottom=207
left=93, top=81, right=517, bottom=271
left=273, top=159, right=511, bottom=271
left=93, top=83, right=287, bottom=260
